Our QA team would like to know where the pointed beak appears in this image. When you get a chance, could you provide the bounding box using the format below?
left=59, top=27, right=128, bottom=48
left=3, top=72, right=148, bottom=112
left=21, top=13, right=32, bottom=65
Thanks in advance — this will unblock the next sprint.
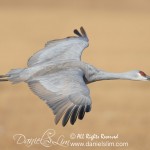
left=146, top=75, right=150, bottom=80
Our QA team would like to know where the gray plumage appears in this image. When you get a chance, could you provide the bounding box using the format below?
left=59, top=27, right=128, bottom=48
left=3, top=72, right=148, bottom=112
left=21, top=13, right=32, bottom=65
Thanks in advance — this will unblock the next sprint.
left=0, top=27, right=150, bottom=126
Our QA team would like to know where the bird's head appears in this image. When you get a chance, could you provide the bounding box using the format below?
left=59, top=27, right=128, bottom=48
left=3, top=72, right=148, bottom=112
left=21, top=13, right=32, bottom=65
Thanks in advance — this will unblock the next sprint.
left=132, top=70, right=150, bottom=81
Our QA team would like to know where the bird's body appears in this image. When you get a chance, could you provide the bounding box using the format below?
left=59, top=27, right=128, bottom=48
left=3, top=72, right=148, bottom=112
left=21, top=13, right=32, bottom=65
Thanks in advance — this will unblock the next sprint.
left=0, top=27, right=149, bottom=126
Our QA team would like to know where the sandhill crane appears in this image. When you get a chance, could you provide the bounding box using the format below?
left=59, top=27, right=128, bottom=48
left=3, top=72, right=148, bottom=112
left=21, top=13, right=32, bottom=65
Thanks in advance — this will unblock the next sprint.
left=0, top=27, right=150, bottom=126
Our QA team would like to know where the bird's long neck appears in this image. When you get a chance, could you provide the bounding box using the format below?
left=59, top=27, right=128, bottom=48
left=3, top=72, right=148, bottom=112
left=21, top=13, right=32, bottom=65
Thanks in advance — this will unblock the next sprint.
left=89, top=70, right=136, bottom=82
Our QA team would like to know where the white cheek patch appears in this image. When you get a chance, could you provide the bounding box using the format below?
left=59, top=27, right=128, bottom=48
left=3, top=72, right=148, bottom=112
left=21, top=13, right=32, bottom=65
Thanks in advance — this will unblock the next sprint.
left=138, top=73, right=147, bottom=81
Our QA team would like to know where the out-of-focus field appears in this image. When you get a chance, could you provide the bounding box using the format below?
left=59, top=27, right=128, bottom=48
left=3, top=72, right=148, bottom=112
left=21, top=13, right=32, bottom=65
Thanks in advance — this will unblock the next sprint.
left=0, top=0, right=150, bottom=150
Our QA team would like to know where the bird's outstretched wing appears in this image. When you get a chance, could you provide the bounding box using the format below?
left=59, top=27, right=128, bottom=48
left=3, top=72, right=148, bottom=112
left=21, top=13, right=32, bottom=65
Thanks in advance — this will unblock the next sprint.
left=28, top=69, right=91, bottom=126
left=27, top=27, right=89, bottom=67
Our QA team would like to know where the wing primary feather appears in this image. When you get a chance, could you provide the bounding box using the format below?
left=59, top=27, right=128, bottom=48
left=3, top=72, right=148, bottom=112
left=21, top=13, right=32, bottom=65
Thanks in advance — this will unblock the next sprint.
left=70, top=105, right=79, bottom=125
left=80, top=27, right=87, bottom=37
left=55, top=103, right=73, bottom=125
left=62, top=106, right=75, bottom=127
left=53, top=100, right=69, bottom=115
left=74, top=29, right=82, bottom=37
left=51, top=99, right=67, bottom=110
left=78, top=105, right=86, bottom=120
left=86, top=105, right=91, bottom=112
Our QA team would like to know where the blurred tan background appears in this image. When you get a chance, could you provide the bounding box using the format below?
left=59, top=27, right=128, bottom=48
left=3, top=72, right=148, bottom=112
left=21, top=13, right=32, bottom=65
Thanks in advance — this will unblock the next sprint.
left=0, top=0, right=150, bottom=150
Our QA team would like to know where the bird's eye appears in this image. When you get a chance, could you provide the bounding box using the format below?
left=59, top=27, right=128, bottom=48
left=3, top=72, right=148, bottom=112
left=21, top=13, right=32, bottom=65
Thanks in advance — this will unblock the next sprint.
left=139, top=71, right=147, bottom=77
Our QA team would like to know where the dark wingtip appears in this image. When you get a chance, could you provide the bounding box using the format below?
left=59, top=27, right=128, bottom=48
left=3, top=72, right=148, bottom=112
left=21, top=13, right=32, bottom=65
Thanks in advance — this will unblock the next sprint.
left=80, top=27, right=87, bottom=37
left=73, top=27, right=88, bottom=40
left=78, top=106, right=86, bottom=120
left=86, top=105, right=91, bottom=112
left=62, top=106, right=74, bottom=127
left=74, top=29, right=82, bottom=37
left=70, top=106, right=79, bottom=125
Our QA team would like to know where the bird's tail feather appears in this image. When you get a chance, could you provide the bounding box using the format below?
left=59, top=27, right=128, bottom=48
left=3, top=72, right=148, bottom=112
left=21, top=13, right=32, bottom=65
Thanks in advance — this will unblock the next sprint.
left=7, top=69, right=24, bottom=75
left=5, top=68, right=24, bottom=84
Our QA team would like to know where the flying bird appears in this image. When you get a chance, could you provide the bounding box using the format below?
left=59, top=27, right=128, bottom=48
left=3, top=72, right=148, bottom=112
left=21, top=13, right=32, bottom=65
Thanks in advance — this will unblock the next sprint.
left=0, top=27, right=150, bottom=126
